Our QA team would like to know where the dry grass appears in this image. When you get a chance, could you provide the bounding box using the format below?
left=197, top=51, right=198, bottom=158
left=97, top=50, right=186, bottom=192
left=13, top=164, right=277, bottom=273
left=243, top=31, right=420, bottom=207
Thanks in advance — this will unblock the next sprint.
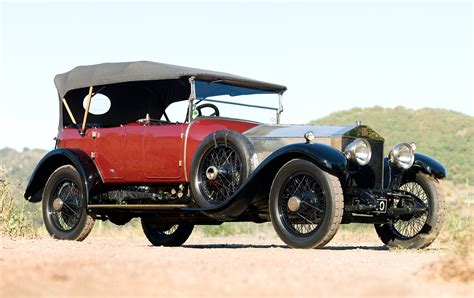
left=0, top=166, right=38, bottom=238
left=437, top=181, right=473, bottom=246
left=425, top=180, right=474, bottom=283
left=427, top=225, right=473, bottom=283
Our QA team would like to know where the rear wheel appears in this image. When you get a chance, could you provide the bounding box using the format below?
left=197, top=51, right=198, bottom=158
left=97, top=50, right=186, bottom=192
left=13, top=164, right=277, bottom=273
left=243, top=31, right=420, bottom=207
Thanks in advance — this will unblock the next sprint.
left=42, top=165, right=95, bottom=241
left=107, top=213, right=133, bottom=226
left=269, top=159, right=343, bottom=249
left=141, top=219, right=194, bottom=247
left=374, top=173, right=445, bottom=249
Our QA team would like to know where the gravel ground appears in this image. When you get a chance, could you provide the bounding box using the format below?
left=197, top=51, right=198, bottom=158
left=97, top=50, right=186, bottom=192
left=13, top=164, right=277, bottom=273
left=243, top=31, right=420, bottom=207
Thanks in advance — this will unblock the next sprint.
left=0, top=233, right=472, bottom=297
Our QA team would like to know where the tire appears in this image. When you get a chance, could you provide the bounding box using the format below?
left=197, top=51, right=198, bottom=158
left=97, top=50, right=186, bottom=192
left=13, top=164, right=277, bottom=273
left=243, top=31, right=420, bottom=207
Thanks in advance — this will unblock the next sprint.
left=269, top=159, right=344, bottom=249
left=190, top=130, right=256, bottom=208
left=374, top=173, right=445, bottom=249
left=141, top=219, right=194, bottom=246
left=42, top=165, right=95, bottom=241
left=107, top=213, right=133, bottom=226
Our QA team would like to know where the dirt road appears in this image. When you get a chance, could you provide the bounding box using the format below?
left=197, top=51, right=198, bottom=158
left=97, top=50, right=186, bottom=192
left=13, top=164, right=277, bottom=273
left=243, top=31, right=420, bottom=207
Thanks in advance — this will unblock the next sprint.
left=0, top=233, right=471, bottom=297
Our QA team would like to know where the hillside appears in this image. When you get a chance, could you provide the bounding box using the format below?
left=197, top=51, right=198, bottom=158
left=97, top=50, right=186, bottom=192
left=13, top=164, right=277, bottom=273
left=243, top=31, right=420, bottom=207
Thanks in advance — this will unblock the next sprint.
left=0, top=148, right=47, bottom=183
left=0, top=107, right=472, bottom=185
left=310, top=106, right=473, bottom=184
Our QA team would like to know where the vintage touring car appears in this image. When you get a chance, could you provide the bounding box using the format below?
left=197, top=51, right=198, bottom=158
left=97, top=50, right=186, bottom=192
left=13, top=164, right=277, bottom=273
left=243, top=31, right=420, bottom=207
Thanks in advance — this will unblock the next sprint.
left=25, top=61, right=446, bottom=249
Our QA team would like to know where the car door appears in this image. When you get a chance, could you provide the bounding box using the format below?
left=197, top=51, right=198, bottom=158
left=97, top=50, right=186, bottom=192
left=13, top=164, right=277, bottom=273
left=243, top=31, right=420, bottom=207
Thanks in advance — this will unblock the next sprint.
left=93, top=126, right=126, bottom=180
left=142, top=124, right=185, bottom=180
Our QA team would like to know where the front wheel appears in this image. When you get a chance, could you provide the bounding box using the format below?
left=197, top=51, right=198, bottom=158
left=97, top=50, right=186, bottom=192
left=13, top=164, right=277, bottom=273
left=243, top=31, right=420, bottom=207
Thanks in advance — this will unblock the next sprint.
left=141, top=219, right=194, bottom=247
left=374, top=173, right=445, bottom=249
left=269, top=159, right=344, bottom=249
left=42, top=165, right=95, bottom=241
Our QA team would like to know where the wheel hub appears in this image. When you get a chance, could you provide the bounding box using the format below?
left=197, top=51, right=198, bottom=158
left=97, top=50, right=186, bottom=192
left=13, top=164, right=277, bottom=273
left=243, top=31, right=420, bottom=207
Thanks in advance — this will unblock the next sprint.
left=52, top=198, right=64, bottom=211
left=287, top=196, right=301, bottom=212
left=206, top=164, right=234, bottom=181
left=206, top=166, right=219, bottom=180
left=199, top=143, right=243, bottom=205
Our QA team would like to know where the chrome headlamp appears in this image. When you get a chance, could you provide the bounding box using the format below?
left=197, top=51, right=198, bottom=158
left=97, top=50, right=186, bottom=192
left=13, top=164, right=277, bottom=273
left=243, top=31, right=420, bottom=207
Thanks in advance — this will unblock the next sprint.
left=389, top=142, right=416, bottom=169
left=304, top=131, right=315, bottom=143
left=344, top=138, right=372, bottom=166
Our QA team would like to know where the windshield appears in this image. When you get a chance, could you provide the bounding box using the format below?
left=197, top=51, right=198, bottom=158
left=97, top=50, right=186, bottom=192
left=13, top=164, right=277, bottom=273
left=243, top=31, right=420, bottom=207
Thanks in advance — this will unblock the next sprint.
left=192, top=80, right=282, bottom=124
left=195, top=80, right=276, bottom=98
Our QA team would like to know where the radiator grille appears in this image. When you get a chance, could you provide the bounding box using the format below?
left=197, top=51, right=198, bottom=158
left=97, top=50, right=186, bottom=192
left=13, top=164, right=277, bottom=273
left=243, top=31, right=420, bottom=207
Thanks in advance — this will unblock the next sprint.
left=342, top=138, right=384, bottom=189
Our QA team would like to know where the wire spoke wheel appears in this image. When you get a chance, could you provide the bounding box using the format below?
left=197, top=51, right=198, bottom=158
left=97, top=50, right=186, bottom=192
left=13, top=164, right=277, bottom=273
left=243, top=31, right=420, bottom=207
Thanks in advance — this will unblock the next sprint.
left=42, top=165, right=95, bottom=241
left=191, top=130, right=254, bottom=208
left=48, top=179, right=83, bottom=232
left=391, top=182, right=429, bottom=239
left=279, top=173, right=326, bottom=236
left=198, top=143, right=243, bottom=205
left=374, top=173, right=445, bottom=249
left=269, top=159, right=343, bottom=249
left=154, top=224, right=179, bottom=236
left=141, top=220, right=194, bottom=247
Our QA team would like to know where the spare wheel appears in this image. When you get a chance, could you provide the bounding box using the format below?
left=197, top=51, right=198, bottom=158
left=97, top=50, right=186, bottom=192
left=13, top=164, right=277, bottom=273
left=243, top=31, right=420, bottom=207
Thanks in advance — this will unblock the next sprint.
left=190, top=130, right=256, bottom=208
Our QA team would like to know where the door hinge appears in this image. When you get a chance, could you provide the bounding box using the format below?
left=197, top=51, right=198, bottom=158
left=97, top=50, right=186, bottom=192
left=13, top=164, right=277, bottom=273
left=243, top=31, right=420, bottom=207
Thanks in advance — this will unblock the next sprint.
left=180, top=133, right=185, bottom=139
left=179, top=160, right=183, bottom=167
left=91, top=152, right=96, bottom=159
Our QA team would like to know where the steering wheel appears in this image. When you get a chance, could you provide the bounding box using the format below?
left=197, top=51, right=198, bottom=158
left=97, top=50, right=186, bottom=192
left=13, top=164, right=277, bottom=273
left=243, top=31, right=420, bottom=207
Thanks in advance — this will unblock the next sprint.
left=195, top=103, right=220, bottom=117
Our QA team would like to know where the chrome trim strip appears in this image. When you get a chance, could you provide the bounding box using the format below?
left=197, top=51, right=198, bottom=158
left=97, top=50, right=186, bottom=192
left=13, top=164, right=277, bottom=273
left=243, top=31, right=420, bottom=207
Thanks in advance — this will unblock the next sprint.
left=183, top=120, right=193, bottom=183
left=183, top=77, right=196, bottom=183
left=199, top=98, right=278, bottom=111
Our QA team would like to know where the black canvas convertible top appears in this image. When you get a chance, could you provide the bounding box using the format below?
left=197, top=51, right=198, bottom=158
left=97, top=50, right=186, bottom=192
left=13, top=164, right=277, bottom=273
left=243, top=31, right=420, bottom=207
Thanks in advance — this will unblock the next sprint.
left=54, top=61, right=287, bottom=98
left=56, top=61, right=286, bottom=128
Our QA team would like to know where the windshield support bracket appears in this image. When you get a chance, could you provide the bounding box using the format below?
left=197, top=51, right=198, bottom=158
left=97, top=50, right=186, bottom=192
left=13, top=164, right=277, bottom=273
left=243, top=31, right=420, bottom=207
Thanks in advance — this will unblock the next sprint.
left=186, top=77, right=196, bottom=123
left=276, top=92, right=284, bottom=124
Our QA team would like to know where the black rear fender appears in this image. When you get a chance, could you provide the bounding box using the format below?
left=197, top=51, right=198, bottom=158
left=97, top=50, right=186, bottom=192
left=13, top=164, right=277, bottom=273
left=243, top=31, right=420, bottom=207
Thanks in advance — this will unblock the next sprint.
left=24, top=148, right=102, bottom=203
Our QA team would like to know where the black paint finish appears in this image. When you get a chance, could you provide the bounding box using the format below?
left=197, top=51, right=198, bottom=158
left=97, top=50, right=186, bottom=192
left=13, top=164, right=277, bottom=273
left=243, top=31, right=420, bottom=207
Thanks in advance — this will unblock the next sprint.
left=191, top=142, right=348, bottom=219
left=24, top=148, right=102, bottom=203
left=412, top=153, right=447, bottom=179
left=342, top=137, right=384, bottom=189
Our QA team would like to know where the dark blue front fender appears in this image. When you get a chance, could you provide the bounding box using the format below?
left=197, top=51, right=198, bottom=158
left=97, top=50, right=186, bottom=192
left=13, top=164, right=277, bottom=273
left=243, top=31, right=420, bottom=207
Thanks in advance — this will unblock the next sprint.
left=383, top=152, right=447, bottom=188
left=412, top=153, right=447, bottom=179
left=192, top=142, right=347, bottom=219
left=261, top=142, right=348, bottom=175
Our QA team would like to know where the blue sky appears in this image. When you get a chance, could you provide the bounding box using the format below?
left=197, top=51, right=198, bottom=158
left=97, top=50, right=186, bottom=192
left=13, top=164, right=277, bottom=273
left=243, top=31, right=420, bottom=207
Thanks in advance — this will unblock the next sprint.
left=0, top=0, right=472, bottom=150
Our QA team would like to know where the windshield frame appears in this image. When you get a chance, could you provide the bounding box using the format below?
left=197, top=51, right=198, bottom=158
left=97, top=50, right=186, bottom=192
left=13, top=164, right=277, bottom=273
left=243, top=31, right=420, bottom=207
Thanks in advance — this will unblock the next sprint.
left=186, top=77, right=284, bottom=124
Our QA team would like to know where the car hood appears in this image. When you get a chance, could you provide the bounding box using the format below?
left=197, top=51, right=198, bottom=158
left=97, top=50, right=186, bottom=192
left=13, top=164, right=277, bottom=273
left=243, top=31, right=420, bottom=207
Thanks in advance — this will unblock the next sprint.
left=244, top=124, right=383, bottom=163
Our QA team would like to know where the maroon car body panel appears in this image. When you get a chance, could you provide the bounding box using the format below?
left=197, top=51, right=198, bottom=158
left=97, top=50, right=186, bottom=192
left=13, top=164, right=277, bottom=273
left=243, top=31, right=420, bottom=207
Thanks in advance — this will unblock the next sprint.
left=57, top=118, right=258, bottom=184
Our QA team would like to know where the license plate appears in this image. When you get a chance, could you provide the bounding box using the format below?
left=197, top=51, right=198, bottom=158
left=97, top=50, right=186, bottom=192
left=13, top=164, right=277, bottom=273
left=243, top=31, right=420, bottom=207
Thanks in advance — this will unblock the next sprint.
left=376, top=199, right=387, bottom=213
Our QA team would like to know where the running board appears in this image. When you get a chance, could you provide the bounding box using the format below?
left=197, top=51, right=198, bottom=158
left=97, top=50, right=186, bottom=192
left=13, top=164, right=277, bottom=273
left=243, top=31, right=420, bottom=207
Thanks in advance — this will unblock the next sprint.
left=87, top=204, right=188, bottom=210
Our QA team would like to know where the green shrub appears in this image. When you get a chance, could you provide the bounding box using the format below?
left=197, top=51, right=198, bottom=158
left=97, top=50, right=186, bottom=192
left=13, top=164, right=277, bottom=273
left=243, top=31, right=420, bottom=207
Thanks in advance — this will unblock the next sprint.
left=199, top=222, right=272, bottom=237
